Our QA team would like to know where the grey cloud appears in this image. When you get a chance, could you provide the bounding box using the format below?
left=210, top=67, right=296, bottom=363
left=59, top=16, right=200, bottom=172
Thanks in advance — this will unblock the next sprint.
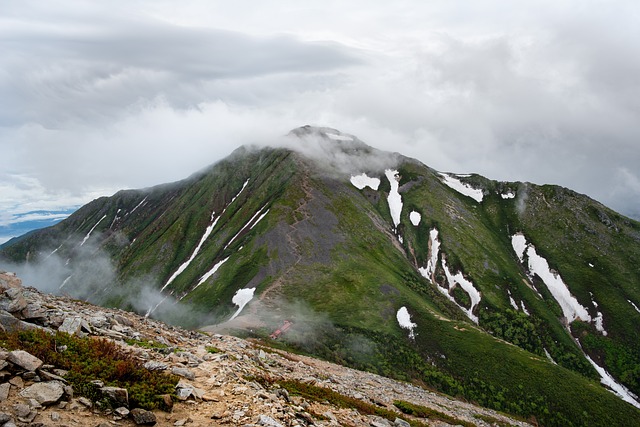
left=1, top=15, right=361, bottom=127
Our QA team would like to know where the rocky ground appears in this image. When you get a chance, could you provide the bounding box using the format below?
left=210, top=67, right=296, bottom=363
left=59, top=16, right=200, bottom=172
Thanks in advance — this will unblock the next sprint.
left=0, top=271, right=531, bottom=427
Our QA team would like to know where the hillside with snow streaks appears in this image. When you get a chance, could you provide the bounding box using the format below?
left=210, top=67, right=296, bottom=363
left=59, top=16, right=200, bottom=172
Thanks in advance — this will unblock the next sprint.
left=80, top=215, right=107, bottom=246
left=438, top=173, right=483, bottom=202
left=195, top=256, right=230, bottom=289
left=418, top=228, right=441, bottom=284
left=442, top=258, right=481, bottom=323
left=225, top=205, right=269, bottom=249
left=162, top=211, right=221, bottom=291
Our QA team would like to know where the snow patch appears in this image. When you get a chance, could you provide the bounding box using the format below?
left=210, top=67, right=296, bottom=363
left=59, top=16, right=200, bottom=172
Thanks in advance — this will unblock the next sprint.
left=195, top=257, right=230, bottom=289
left=439, top=173, right=483, bottom=202
left=396, top=306, right=417, bottom=339
left=511, top=234, right=527, bottom=262
left=508, top=290, right=519, bottom=310
left=594, top=312, right=608, bottom=336
left=513, top=234, right=590, bottom=323
left=350, top=173, right=380, bottom=191
left=520, top=301, right=530, bottom=316
left=544, top=348, right=557, bottom=365
left=60, top=275, right=72, bottom=290
left=225, top=205, right=269, bottom=249
left=501, top=191, right=516, bottom=199
left=585, top=355, right=640, bottom=408
left=442, top=258, right=481, bottom=324
left=229, top=288, right=256, bottom=321
left=409, top=211, right=421, bottom=226
left=526, top=245, right=591, bottom=323
left=326, top=132, right=353, bottom=141
left=629, top=300, right=640, bottom=314
left=230, top=179, right=250, bottom=204
left=80, top=215, right=107, bottom=246
left=129, top=197, right=147, bottom=215
left=418, top=229, right=440, bottom=283
left=589, top=263, right=594, bottom=268
left=385, top=170, right=403, bottom=229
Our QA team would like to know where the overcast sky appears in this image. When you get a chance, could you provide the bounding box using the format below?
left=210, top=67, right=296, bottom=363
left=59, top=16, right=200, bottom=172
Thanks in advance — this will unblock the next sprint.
left=2, top=0, right=639, bottom=242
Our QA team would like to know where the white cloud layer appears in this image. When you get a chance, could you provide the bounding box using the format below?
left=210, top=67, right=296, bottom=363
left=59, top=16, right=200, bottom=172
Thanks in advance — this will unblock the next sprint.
left=1, top=0, right=639, bottom=234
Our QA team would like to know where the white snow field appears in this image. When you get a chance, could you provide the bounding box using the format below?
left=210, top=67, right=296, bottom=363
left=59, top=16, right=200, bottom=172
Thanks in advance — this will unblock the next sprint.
left=396, top=306, right=417, bottom=339
left=385, top=169, right=403, bottom=228
left=229, top=287, right=256, bottom=321
left=409, top=211, right=421, bottom=226
left=438, top=173, right=483, bottom=202
left=512, top=233, right=591, bottom=323
left=350, top=173, right=381, bottom=190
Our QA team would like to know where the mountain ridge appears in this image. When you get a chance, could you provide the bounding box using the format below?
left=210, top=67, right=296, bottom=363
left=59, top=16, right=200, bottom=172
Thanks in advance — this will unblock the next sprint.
left=1, top=126, right=640, bottom=426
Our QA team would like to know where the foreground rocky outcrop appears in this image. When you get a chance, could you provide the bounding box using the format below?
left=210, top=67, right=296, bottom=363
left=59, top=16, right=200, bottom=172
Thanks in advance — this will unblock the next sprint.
left=0, top=271, right=529, bottom=427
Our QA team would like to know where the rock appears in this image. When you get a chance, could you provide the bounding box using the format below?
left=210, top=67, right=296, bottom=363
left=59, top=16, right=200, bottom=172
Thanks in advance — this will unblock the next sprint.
left=144, top=361, right=168, bottom=371
left=1, top=288, right=28, bottom=313
left=257, top=414, right=285, bottom=427
left=20, top=380, right=65, bottom=405
left=9, top=376, right=23, bottom=388
left=115, top=406, right=130, bottom=417
left=131, top=408, right=157, bottom=425
left=58, top=316, right=83, bottom=335
left=174, top=418, right=189, bottom=426
left=20, top=303, right=47, bottom=321
left=171, top=367, right=195, bottom=380
left=78, top=396, right=93, bottom=407
left=159, top=394, right=173, bottom=409
left=368, top=415, right=392, bottom=427
left=114, top=314, right=133, bottom=327
left=13, top=403, right=36, bottom=422
left=38, top=369, right=68, bottom=383
left=88, top=315, right=108, bottom=328
left=100, top=386, right=129, bottom=407
left=0, top=413, right=12, bottom=423
left=0, top=383, right=10, bottom=401
left=0, top=310, right=40, bottom=332
left=8, top=349, right=43, bottom=371
left=50, top=411, right=61, bottom=421
left=394, top=418, right=411, bottom=427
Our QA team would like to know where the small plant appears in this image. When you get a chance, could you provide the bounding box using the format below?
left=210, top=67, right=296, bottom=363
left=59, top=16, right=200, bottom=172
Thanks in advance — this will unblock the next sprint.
left=394, top=400, right=475, bottom=427
left=0, top=329, right=178, bottom=410
left=255, top=376, right=426, bottom=427
left=125, top=337, right=169, bottom=350
left=205, top=345, right=223, bottom=354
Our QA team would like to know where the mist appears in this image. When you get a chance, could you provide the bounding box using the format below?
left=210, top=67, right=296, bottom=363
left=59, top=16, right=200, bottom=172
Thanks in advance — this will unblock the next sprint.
left=0, top=237, right=223, bottom=329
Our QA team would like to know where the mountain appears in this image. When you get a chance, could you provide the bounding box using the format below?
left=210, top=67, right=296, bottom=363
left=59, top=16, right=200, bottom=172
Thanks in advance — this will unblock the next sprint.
left=2, top=126, right=640, bottom=426
left=0, top=270, right=532, bottom=427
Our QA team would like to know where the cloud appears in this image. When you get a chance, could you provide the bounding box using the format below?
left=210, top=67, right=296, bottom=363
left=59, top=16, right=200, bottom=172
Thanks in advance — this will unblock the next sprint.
left=1, top=0, right=639, bottom=222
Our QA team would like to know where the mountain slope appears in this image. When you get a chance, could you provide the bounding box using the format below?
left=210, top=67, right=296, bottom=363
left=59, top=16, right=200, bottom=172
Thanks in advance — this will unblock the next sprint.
left=2, top=126, right=640, bottom=426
